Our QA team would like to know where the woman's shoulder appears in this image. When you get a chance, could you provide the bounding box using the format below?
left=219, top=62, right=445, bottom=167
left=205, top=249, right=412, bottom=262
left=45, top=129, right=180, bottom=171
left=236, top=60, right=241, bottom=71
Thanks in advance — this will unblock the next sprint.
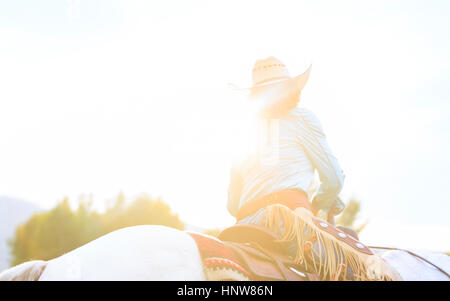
left=287, top=107, right=324, bottom=130
left=288, top=107, right=318, bottom=121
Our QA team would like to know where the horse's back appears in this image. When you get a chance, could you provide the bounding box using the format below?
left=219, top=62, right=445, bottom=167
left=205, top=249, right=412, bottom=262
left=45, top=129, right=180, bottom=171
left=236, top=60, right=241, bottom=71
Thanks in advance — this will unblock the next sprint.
left=39, top=225, right=205, bottom=281
left=378, top=249, right=450, bottom=281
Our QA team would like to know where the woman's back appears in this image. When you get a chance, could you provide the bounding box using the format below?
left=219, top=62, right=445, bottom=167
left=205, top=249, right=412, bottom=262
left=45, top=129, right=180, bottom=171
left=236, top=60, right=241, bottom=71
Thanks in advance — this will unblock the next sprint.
left=237, top=107, right=316, bottom=211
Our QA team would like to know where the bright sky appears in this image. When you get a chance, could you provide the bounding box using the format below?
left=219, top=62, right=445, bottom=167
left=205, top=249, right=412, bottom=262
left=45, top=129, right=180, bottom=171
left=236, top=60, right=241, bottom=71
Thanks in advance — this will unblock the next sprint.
left=1, top=0, right=449, bottom=251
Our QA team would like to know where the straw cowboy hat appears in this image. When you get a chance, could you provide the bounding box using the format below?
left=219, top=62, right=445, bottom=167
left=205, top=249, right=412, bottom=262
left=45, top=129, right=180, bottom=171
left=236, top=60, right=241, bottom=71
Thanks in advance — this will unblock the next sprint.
left=230, top=56, right=312, bottom=92
left=230, top=57, right=311, bottom=118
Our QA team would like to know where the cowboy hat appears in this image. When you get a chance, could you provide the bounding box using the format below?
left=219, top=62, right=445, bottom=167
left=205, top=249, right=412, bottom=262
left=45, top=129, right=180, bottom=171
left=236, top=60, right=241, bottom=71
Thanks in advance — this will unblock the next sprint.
left=229, top=57, right=311, bottom=118
left=229, top=56, right=311, bottom=92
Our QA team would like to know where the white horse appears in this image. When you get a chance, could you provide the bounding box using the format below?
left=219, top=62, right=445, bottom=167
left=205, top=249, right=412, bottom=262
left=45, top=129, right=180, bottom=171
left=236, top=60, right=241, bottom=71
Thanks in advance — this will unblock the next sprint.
left=0, top=225, right=449, bottom=281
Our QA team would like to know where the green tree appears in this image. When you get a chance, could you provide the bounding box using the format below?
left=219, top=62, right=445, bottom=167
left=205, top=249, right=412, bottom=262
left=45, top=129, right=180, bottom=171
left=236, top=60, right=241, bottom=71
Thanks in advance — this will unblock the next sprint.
left=100, top=194, right=184, bottom=234
left=8, top=197, right=100, bottom=266
left=336, top=198, right=367, bottom=233
left=9, top=194, right=184, bottom=266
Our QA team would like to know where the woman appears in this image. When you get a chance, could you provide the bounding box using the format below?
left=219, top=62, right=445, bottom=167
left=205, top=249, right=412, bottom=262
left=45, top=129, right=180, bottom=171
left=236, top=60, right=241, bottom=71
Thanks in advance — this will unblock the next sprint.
left=227, top=57, right=400, bottom=281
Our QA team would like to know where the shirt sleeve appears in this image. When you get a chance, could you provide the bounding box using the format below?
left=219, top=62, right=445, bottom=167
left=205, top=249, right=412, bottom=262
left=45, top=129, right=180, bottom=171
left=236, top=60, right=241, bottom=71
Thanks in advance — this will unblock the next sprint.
left=297, top=108, right=345, bottom=211
left=227, top=162, right=243, bottom=217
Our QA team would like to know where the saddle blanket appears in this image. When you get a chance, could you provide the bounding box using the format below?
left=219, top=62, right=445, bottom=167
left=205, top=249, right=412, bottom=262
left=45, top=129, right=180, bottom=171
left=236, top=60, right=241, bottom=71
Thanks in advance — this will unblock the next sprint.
left=187, top=232, right=253, bottom=281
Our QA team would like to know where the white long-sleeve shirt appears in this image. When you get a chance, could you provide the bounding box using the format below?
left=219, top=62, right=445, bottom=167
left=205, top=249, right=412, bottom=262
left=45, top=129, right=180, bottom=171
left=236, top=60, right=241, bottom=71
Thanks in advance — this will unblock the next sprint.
left=227, top=107, right=344, bottom=217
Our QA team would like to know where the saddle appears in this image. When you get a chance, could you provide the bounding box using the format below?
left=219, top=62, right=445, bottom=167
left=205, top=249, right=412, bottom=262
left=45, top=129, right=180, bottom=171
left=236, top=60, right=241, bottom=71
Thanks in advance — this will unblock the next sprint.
left=217, top=224, right=319, bottom=281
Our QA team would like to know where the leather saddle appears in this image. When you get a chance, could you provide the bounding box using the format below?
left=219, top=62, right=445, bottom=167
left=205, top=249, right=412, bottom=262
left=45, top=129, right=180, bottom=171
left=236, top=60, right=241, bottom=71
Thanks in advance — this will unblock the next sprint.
left=217, top=224, right=319, bottom=281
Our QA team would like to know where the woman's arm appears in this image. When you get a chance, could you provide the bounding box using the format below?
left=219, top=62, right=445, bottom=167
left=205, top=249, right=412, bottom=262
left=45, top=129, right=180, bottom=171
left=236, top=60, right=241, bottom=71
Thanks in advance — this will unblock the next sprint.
left=297, top=108, right=345, bottom=212
left=227, top=163, right=243, bottom=217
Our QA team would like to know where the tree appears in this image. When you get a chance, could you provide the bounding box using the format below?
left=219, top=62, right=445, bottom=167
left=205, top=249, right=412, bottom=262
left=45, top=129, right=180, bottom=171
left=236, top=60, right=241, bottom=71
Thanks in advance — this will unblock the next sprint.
left=9, top=194, right=184, bottom=266
left=336, top=198, right=367, bottom=233
left=99, top=194, right=184, bottom=235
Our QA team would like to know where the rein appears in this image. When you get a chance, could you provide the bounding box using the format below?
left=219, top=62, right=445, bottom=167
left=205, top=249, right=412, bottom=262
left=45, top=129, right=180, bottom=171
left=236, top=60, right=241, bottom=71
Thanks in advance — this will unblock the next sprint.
left=369, top=246, right=450, bottom=279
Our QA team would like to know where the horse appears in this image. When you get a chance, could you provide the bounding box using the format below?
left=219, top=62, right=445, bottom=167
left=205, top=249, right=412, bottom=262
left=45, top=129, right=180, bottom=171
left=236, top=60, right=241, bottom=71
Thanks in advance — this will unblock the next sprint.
left=0, top=225, right=449, bottom=281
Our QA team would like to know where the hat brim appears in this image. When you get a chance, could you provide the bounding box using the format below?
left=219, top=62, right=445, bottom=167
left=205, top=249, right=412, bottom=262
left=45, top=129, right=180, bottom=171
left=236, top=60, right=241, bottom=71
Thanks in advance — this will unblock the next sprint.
left=228, top=64, right=312, bottom=92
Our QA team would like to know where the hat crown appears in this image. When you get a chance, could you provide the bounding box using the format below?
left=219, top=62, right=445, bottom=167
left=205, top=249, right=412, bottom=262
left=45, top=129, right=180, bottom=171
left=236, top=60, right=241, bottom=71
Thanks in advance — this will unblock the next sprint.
left=252, top=57, right=291, bottom=87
